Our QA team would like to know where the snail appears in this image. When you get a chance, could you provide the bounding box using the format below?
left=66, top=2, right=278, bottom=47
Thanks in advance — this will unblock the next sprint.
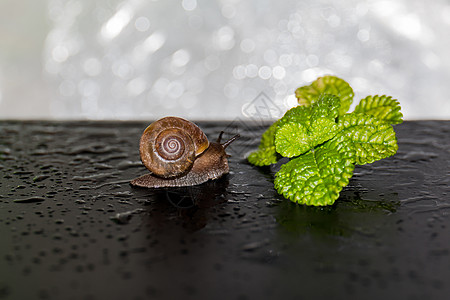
left=130, top=116, right=239, bottom=188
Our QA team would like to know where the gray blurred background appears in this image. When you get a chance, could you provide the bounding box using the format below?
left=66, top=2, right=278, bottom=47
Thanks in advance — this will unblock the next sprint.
left=0, top=0, right=449, bottom=120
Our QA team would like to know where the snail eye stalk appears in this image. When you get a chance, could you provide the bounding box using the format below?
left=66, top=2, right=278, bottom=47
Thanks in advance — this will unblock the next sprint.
left=221, top=134, right=240, bottom=149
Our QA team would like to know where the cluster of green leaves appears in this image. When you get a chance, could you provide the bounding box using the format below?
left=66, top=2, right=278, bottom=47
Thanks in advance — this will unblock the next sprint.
left=248, top=76, right=403, bottom=206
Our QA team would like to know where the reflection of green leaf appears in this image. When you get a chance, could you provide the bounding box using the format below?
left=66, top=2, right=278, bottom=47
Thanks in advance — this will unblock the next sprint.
left=295, top=75, right=354, bottom=116
left=341, top=194, right=399, bottom=213
left=336, top=113, right=398, bottom=165
left=274, top=136, right=355, bottom=206
left=275, top=94, right=340, bottom=157
left=276, top=200, right=346, bottom=236
left=354, top=95, right=403, bottom=124
left=247, top=121, right=279, bottom=166
left=275, top=191, right=399, bottom=236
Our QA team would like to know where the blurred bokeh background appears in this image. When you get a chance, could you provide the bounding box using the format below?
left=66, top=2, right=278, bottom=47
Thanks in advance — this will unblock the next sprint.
left=0, top=0, right=449, bottom=120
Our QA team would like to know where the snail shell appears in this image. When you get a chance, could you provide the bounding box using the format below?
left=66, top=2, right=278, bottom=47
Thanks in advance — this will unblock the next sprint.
left=130, top=117, right=238, bottom=188
left=139, top=116, right=209, bottom=178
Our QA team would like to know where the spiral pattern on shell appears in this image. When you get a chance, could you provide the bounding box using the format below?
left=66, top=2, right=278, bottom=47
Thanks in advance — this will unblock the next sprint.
left=156, top=131, right=185, bottom=161
left=139, top=117, right=210, bottom=178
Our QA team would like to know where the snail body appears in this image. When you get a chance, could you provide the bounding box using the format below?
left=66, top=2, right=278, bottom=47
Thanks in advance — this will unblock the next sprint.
left=130, top=117, right=238, bottom=188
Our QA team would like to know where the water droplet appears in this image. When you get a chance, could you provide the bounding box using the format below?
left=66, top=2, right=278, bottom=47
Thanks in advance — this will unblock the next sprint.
left=33, top=175, right=50, bottom=182
left=110, top=208, right=144, bottom=225
left=241, top=239, right=269, bottom=252
left=13, top=196, right=45, bottom=203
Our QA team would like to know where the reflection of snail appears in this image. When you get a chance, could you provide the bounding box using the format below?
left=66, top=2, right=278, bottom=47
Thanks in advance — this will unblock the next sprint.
left=130, top=117, right=239, bottom=188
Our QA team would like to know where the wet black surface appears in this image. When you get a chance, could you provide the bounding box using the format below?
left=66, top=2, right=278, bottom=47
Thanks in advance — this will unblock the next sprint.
left=0, top=120, right=449, bottom=300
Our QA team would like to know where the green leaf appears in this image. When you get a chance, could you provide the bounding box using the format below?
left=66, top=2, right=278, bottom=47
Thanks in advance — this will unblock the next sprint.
left=310, top=92, right=341, bottom=119
left=278, top=103, right=311, bottom=126
left=275, top=122, right=310, bottom=157
left=275, top=94, right=340, bottom=157
left=247, top=121, right=279, bottom=166
left=249, top=75, right=403, bottom=206
left=295, top=75, right=354, bottom=116
left=354, top=95, right=403, bottom=124
left=274, top=136, right=355, bottom=206
left=336, top=113, right=398, bottom=165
